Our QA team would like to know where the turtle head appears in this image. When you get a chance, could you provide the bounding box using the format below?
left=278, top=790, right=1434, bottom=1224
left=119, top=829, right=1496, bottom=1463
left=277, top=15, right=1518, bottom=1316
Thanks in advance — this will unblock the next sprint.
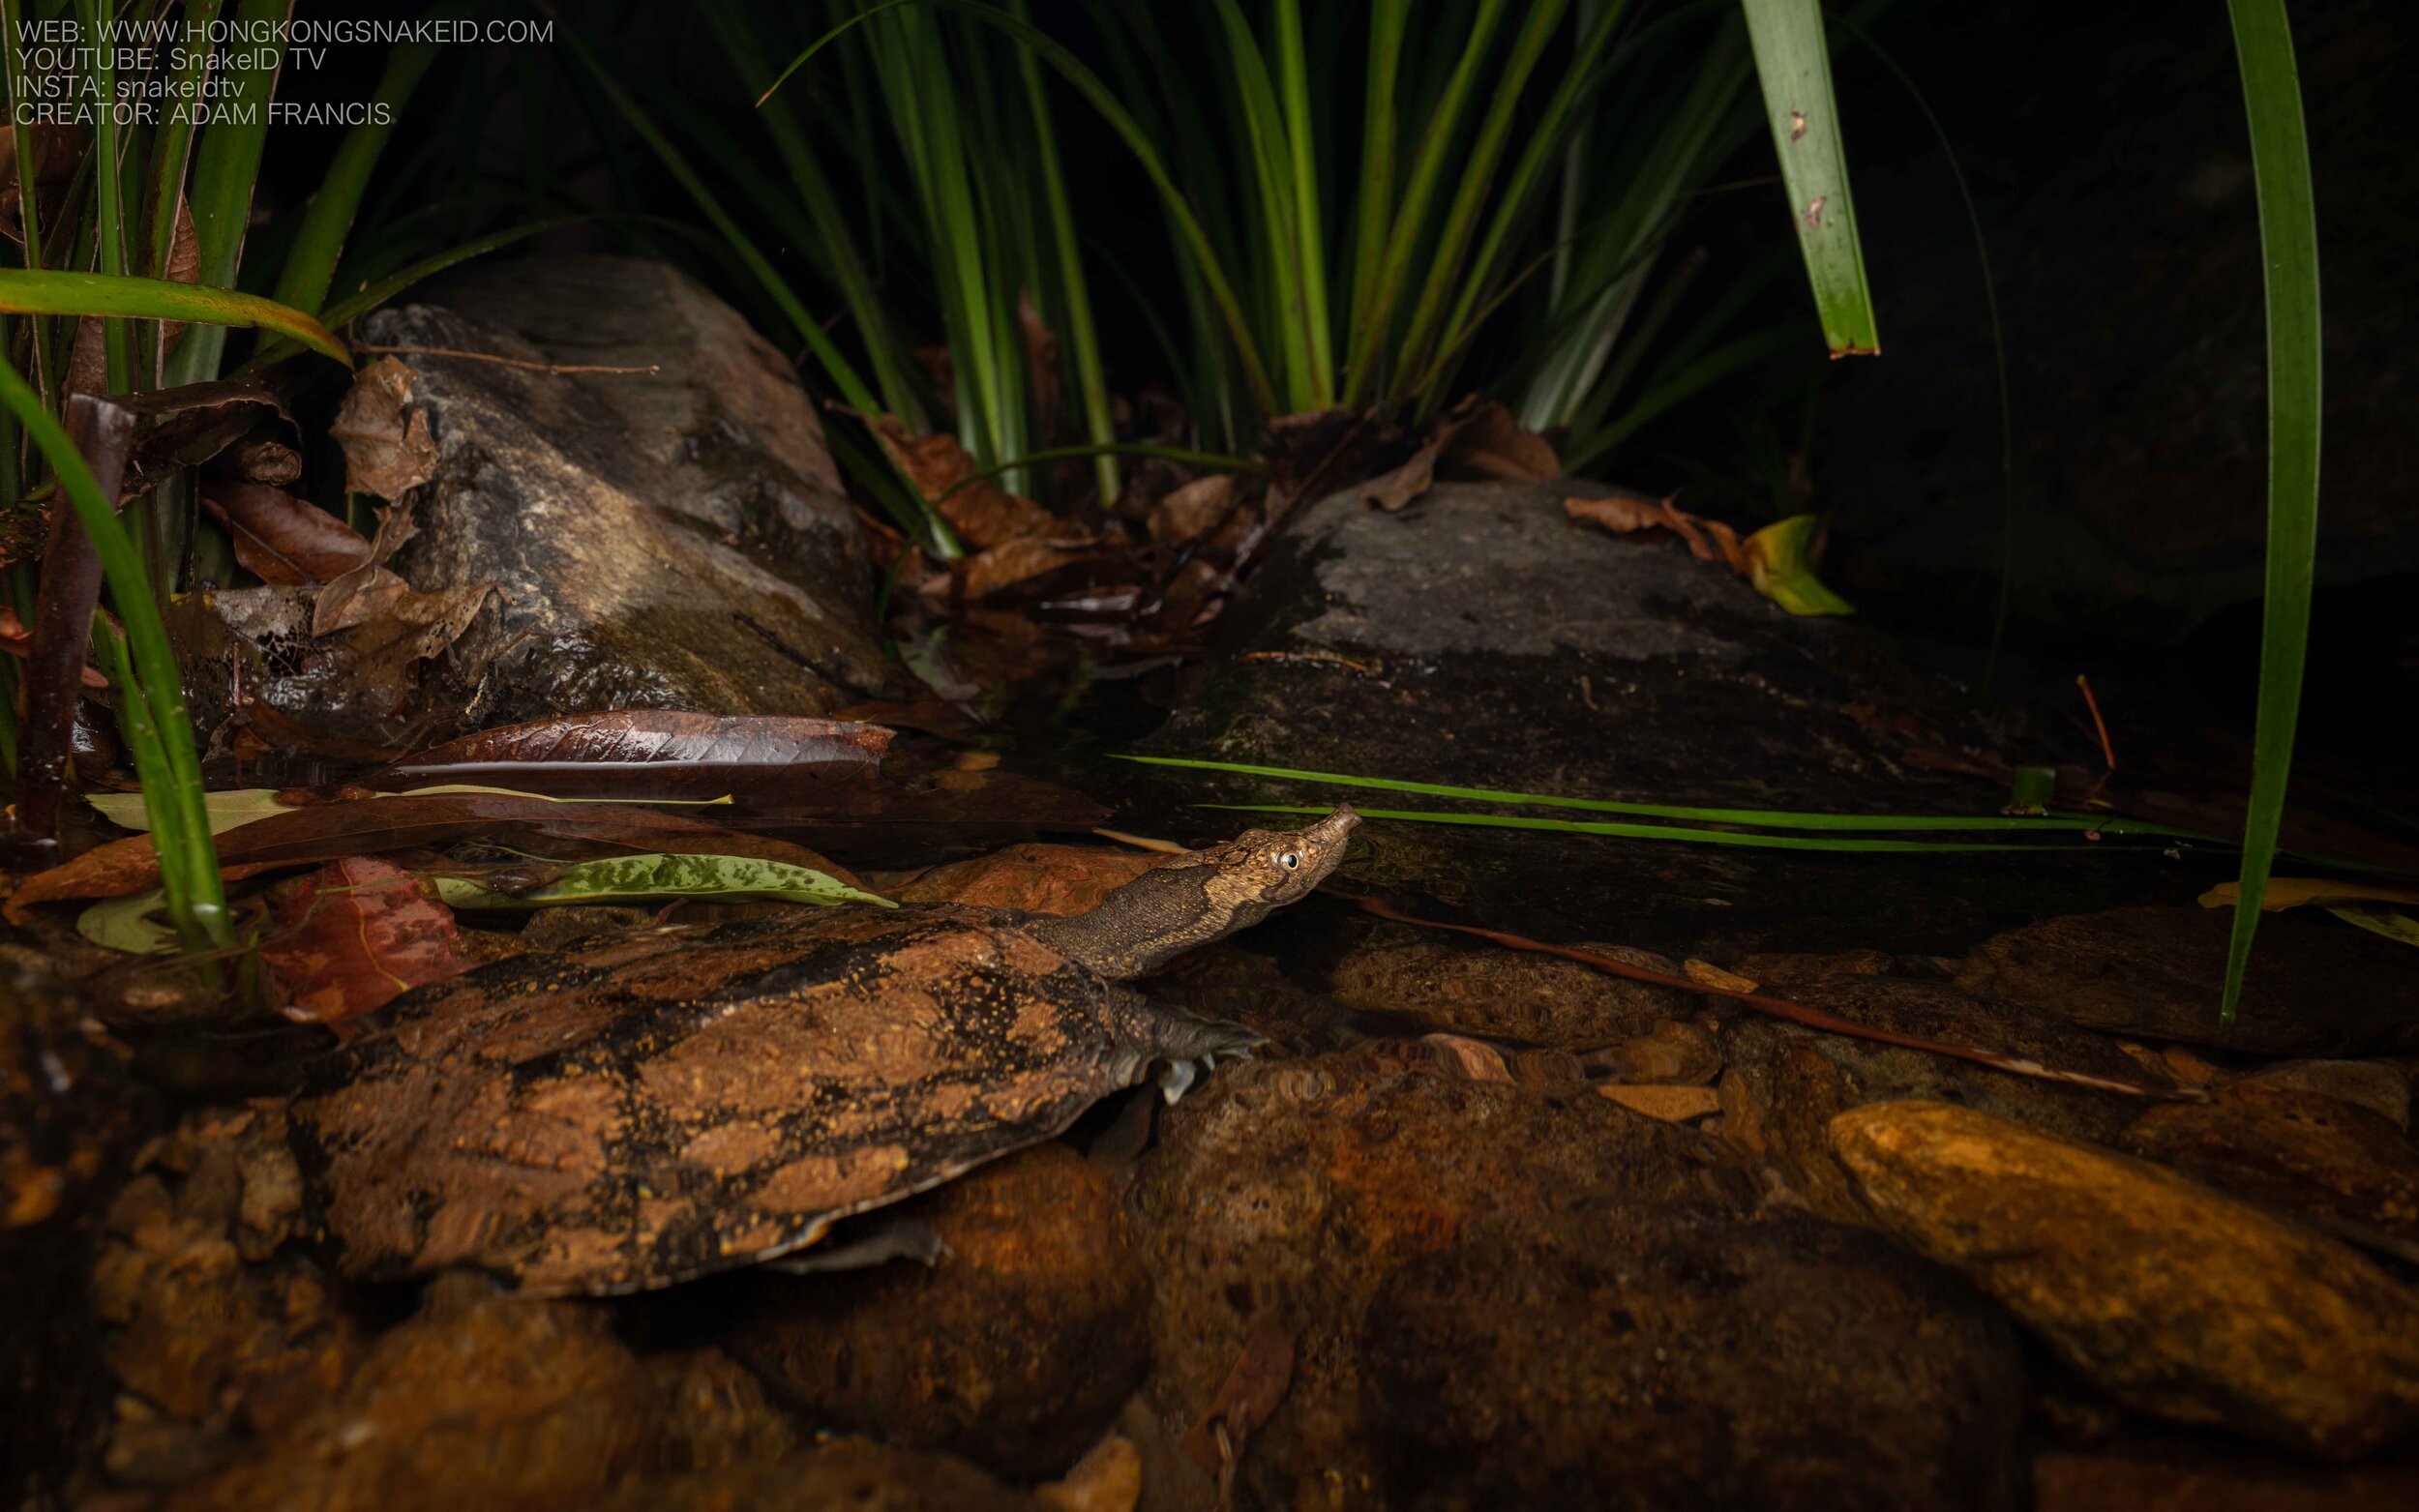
left=1030, top=806, right=1359, bottom=980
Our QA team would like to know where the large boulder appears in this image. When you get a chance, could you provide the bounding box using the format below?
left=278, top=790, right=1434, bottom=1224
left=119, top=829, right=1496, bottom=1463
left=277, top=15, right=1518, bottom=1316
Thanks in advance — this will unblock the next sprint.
left=353, top=254, right=889, bottom=726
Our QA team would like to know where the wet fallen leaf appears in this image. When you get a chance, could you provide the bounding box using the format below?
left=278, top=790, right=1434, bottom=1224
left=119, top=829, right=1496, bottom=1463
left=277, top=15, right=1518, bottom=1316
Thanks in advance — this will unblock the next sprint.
left=5, top=792, right=869, bottom=918
left=1439, top=401, right=1560, bottom=482
left=85, top=787, right=305, bottom=836
left=76, top=888, right=177, bottom=954
left=1684, top=959, right=1760, bottom=993
left=1181, top=1324, right=1296, bottom=1475
left=1566, top=496, right=1850, bottom=616
left=851, top=411, right=1063, bottom=548
left=328, top=356, right=437, bottom=500
left=371, top=711, right=894, bottom=804
left=1596, top=1083, right=1723, bottom=1122
left=1148, top=474, right=1240, bottom=547
left=2328, top=905, right=2419, bottom=949
left=258, top=856, right=476, bottom=1025
left=433, top=851, right=893, bottom=910
left=200, top=478, right=373, bottom=585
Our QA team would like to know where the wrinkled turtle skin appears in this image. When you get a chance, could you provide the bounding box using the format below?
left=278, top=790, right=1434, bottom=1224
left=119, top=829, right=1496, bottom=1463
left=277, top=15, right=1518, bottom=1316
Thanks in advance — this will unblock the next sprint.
left=290, top=809, right=1358, bottom=1295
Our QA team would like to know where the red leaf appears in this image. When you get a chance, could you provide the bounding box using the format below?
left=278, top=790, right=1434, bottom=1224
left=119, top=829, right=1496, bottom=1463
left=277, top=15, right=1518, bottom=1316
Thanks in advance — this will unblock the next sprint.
left=257, top=856, right=475, bottom=1026
left=370, top=711, right=894, bottom=803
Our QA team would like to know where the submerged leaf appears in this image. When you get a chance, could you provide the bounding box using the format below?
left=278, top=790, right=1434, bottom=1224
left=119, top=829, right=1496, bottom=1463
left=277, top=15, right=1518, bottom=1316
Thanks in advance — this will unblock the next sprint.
left=259, top=856, right=476, bottom=1025
left=2326, top=906, right=2419, bottom=948
left=2200, top=876, right=2419, bottom=912
left=76, top=888, right=177, bottom=954
left=433, top=851, right=894, bottom=910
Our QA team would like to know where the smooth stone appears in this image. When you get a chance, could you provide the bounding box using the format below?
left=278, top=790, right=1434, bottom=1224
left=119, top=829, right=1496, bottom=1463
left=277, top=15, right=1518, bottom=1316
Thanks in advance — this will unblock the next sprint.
left=1366, top=1206, right=2026, bottom=1511
left=726, top=1142, right=1150, bottom=1484
left=1829, top=1100, right=2419, bottom=1458
left=2246, top=1059, right=2410, bottom=1130
left=2121, top=1082, right=2419, bottom=1247
left=358, top=254, right=890, bottom=726
left=1325, top=935, right=1688, bottom=1047
left=164, top=1275, right=661, bottom=1512
left=1954, top=905, right=2419, bottom=1056
left=1128, top=1052, right=1764, bottom=1509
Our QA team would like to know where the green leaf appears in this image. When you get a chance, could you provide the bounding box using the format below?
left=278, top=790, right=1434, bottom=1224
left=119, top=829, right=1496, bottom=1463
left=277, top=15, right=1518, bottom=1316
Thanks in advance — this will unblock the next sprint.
left=78, top=887, right=178, bottom=955
left=1204, top=803, right=2111, bottom=855
left=1743, top=514, right=1853, bottom=616
left=0, top=272, right=351, bottom=367
left=433, top=852, right=896, bottom=910
left=2326, top=906, right=2419, bottom=949
left=1741, top=0, right=1879, bottom=355
left=2218, top=0, right=2322, bottom=1027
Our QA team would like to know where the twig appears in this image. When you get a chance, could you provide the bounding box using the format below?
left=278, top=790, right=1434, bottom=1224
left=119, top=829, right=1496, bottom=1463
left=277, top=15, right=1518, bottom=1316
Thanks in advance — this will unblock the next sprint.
left=1238, top=650, right=1387, bottom=678
left=350, top=343, right=662, bottom=376
left=2077, top=673, right=2117, bottom=802
left=1329, top=889, right=2195, bottom=1102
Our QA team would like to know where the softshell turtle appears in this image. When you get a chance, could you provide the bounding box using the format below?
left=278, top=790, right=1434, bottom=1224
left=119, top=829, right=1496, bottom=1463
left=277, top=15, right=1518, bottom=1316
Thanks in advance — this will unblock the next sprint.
left=290, top=807, right=1358, bottom=1295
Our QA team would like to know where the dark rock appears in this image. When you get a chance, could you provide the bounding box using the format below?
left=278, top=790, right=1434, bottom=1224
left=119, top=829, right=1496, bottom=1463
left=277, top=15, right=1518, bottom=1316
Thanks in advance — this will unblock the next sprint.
left=645, top=1349, right=795, bottom=1473
left=355, top=254, right=889, bottom=728
left=596, top=1439, right=1042, bottom=1512
left=1128, top=1052, right=1759, bottom=1508
left=1366, top=1206, right=2026, bottom=1511
left=2033, top=1443, right=2419, bottom=1512
left=1955, top=905, right=2419, bottom=1055
left=163, top=1275, right=660, bottom=1512
left=1326, top=933, right=1688, bottom=1047
left=2246, top=1059, right=2410, bottom=1130
left=727, top=1142, right=1150, bottom=1484
left=2121, top=1082, right=2419, bottom=1247
left=1831, top=1100, right=2419, bottom=1459
left=1141, top=479, right=2169, bottom=960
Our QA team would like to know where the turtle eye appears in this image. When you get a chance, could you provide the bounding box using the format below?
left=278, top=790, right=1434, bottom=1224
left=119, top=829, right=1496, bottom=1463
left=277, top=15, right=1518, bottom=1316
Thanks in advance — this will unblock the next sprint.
left=1278, top=851, right=1299, bottom=870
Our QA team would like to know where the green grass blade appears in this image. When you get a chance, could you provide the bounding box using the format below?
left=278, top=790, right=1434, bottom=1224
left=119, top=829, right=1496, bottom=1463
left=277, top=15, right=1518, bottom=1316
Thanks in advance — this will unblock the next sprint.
left=1011, top=0, right=1119, bottom=503
left=82, top=0, right=132, bottom=393
left=2219, top=0, right=2322, bottom=1026
left=1741, top=0, right=1879, bottom=355
left=143, top=0, right=223, bottom=284
left=0, top=272, right=351, bottom=365
left=1346, top=0, right=1411, bottom=351
left=164, top=0, right=285, bottom=389
left=1208, top=803, right=2126, bottom=855
left=0, top=371, right=227, bottom=945
left=271, top=19, right=451, bottom=315
left=0, top=0, right=57, bottom=401
left=1117, top=754, right=2205, bottom=838
left=1270, top=0, right=1333, bottom=407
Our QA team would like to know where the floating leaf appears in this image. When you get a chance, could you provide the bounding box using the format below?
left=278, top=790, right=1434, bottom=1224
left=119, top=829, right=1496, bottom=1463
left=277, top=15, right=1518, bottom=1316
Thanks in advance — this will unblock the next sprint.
left=260, top=856, right=476, bottom=1025
left=76, top=888, right=177, bottom=954
left=86, top=787, right=304, bottom=836
left=2198, top=877, right=2419, bottom=911
left=371, top=711, right=894, bottom=803
left=432, top=851, right=894, bottom=910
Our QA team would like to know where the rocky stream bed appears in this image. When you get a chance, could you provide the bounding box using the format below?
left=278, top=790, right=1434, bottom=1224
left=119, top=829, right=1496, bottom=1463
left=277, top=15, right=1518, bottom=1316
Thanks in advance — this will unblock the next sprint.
left=6, top=258, right=2416, bottom=1510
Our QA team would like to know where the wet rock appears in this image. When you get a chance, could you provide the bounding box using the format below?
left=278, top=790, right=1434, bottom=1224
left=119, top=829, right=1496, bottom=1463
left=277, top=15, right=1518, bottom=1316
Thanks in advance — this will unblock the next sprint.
left=1367, top=1206, right=2026, bottom=1511
left=727, top=1142, right=1150, bottom=1484
left=164, top=1275, right=660, bottom=1512
left=349, top=254, right=889, bottom=730
left=2033, top=1443, right=2419, bottom=1511
left=893, top=844, right=1160, bottom=915
left=1587, top=1017, right=1723, bottom=1083
left=1142, top=479, right=2156, bottom=959
left=1129, top=1052, right=1759, bottom=1508
left=1830, top=1100, right=2419, bottom=1458
left=1954, top=905, right=2419, bottom=1056
left=2247, top=1058, right=2410, bottom=1129
left=2121, top=1082, right=2419, bottom=1247
left=597, top=1439, right=1042, bottom=1512
left=1326, top=934, right=1688, bottom=1047
left=1709, top=974, right=2163, bottom=1221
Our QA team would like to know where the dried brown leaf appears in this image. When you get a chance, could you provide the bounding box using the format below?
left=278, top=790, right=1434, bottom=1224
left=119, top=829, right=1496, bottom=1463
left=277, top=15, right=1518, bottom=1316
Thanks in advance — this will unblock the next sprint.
left=372, top=711, right=894, bottom=804
left=1440, top=401, right=1559, bottom=481
left=328, top=357, right=437, bottom=500
left=200, top=479, right=373, bottom=586
left=851, top=410, right=1063, bottom=548
left=1147, top=474, right=1239, bottom=547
